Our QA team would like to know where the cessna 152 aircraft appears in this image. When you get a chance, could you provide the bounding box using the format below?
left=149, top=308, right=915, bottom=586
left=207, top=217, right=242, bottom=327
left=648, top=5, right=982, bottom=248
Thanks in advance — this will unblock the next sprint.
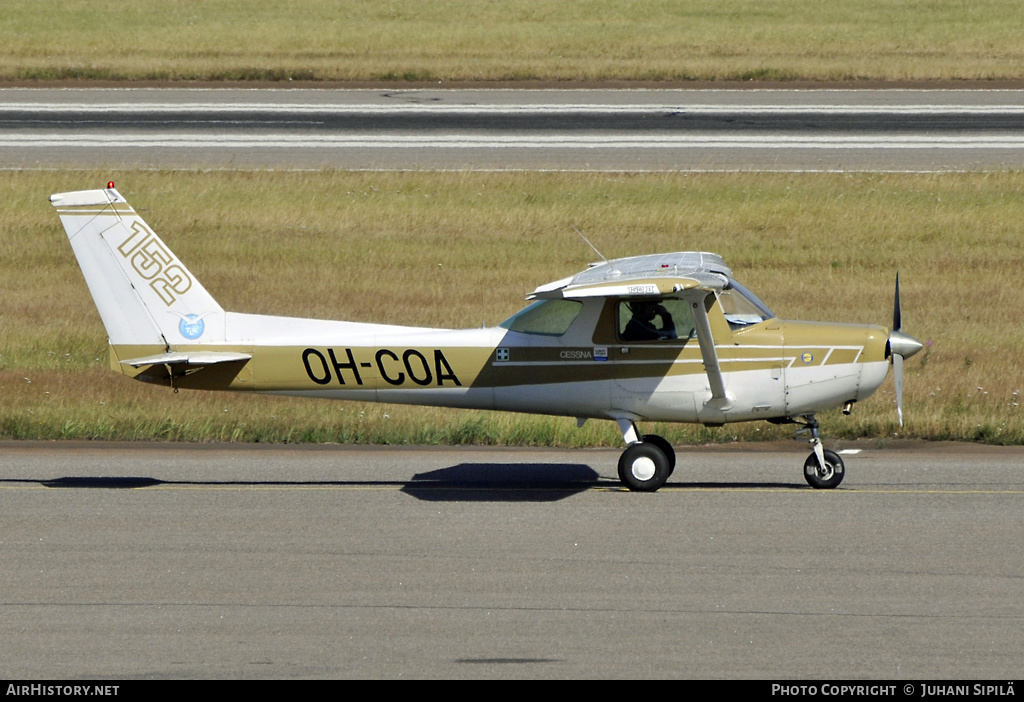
left=52, top=184, right=923, bottom=491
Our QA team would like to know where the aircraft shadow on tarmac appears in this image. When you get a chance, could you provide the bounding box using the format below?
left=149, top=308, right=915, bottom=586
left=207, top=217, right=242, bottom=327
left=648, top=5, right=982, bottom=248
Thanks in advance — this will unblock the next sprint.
left=26, top=463, right=804, bottom=502
left=32, top=464, right=603, bottom=503
left=403, top=463, right=601, bottom=502
left=407, top=470, right=803, bottom=500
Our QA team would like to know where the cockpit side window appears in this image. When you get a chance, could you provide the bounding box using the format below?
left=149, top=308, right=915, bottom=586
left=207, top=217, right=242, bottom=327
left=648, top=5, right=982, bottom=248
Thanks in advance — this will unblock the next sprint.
left=617, top=299, right=695, bottom=342
left=500, top=299, right=583, bottom=336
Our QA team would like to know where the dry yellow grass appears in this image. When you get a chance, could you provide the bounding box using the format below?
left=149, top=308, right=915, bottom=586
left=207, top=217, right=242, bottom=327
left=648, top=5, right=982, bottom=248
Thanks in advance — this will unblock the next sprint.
left=2, top=0, right=1023, bottom=83
left=3, top=169, right=1022, bottom=444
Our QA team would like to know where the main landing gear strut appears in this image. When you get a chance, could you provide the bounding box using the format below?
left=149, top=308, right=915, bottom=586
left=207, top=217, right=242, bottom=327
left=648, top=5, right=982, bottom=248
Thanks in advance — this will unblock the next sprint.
left=613, top=415, right=845, bottom=492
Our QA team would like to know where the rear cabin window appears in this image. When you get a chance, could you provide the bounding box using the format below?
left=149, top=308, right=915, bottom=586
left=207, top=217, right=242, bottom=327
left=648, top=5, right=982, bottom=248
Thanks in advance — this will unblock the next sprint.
left=500, top=299, right=583, bottom=336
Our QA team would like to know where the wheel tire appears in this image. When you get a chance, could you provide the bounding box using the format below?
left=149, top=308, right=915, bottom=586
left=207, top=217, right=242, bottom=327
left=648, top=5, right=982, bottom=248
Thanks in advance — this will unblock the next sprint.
left=803, top=449, right=845, bottom=489
left=618, top=442, right=671, bottom=492
left=642, top=434, right=676, bottom=476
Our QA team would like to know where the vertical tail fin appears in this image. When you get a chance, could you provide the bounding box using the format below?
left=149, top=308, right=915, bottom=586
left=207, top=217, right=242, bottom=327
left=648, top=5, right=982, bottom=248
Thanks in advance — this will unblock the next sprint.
left=51, top=184, right=225, bottom=347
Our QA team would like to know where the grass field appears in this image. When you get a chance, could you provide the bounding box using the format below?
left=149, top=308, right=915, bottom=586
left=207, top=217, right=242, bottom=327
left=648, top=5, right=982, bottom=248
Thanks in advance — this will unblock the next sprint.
left=3, top=169, right=1022, bottom=445
left=3, top=0, right=1023, bottom=83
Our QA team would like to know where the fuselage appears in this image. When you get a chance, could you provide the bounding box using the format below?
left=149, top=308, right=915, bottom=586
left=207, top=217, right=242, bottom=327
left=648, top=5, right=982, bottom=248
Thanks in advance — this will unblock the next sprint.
left=112, top=295, right=892, bottom=427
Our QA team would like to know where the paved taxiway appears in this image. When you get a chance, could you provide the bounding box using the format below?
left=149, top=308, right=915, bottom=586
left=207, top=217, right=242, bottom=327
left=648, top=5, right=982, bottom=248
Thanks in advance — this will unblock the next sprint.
left=2, top=441, right=1022, bottom=679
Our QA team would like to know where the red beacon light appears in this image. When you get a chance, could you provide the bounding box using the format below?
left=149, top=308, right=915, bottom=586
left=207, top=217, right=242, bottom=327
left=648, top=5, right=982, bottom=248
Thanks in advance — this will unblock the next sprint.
left=107, top=181, right=115, bottom=189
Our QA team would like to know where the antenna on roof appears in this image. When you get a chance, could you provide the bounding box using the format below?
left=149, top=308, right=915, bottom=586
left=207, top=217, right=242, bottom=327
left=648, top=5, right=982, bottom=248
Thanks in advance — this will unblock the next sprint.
left=572, top=226, right=609, bottom=264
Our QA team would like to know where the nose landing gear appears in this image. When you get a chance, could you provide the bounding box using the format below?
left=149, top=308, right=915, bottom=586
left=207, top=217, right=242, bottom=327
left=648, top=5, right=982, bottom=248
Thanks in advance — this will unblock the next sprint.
left=796, top=415, right=845, bottom=489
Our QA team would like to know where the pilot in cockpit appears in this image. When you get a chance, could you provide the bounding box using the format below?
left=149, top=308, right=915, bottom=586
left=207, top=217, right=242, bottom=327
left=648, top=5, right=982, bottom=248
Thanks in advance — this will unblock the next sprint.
left=622, top=300, right=677, bottom=341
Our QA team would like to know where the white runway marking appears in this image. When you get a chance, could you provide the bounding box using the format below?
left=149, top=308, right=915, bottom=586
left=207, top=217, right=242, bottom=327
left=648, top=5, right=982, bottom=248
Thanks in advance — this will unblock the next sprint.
left=4, top=101, right=1024, bottom=115
left=5, top=133, right=1024, bottom=149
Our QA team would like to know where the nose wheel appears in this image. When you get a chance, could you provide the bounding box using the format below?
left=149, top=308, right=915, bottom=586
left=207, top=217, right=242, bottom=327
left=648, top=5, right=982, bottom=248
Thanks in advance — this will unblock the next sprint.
left=803, top=448, right=845, bottom=489
left=797, top=415, right=845, bottom=489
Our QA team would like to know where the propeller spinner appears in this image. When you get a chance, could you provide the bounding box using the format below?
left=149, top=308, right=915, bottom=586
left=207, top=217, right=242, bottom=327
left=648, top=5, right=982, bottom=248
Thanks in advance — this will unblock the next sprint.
left=888, top=273, right=924, bottom=426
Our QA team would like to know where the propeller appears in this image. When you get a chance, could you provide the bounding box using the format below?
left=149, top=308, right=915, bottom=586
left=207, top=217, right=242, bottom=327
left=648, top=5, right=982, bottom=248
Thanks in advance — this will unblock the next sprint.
left=887, top=273, right=924, bottom=426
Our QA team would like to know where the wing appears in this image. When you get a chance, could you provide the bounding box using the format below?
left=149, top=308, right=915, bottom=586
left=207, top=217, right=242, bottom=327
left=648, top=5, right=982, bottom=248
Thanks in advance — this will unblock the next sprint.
left=527, top=251, right=731, bottom=300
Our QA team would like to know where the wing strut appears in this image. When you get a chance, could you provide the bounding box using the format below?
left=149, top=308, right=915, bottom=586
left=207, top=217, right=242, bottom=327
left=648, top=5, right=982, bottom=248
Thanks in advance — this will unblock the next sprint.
left=689, top=293, right=730, bottom=403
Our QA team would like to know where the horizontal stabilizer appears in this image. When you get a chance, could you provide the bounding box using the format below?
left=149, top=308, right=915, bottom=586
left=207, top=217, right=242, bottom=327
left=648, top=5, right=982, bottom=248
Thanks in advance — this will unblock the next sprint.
left=120, top=351, right=252, bottom=369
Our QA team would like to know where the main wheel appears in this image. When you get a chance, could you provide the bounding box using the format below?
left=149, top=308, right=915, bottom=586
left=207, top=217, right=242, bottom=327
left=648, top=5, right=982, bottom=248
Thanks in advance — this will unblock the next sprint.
left=803, top=449, right=845, bottom=489
left=618, top=442, right=671, bottom=492
left=641, top=434, right=676, bottom=476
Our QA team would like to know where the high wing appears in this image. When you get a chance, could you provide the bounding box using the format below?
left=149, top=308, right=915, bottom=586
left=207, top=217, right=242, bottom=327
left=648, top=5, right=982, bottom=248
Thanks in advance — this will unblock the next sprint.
left=527, top=251, right=731, bottom=300
left=529, top=251, right=734, bottom=406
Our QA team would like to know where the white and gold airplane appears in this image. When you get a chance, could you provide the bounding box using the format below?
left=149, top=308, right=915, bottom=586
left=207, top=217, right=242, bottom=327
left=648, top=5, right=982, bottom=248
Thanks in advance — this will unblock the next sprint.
left=52, top=184, right=923, bottom=491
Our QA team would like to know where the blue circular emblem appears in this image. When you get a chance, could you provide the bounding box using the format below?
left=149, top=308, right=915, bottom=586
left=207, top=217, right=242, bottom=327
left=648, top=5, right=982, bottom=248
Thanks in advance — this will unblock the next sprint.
left=179, top=314, right=206, bottom=340
left=801, top=352, right=814, bottom=364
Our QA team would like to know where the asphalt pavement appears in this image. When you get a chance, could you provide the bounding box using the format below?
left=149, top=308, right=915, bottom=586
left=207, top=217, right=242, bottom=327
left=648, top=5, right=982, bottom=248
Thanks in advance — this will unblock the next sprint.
left=2, top=440, right=1022, bottom=679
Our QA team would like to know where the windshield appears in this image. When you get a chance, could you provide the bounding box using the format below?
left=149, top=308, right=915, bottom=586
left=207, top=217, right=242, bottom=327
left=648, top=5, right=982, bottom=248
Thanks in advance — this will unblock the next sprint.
left=719, top=280, right=775, bottom=328
left=499, top=299, right=583, bottom=336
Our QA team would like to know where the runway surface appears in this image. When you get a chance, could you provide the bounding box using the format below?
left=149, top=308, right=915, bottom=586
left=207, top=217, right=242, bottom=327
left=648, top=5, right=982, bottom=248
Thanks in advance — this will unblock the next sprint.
left=2, top=440, right=1023, bottom=679
left=4, top=87, right=1024, bottom=171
